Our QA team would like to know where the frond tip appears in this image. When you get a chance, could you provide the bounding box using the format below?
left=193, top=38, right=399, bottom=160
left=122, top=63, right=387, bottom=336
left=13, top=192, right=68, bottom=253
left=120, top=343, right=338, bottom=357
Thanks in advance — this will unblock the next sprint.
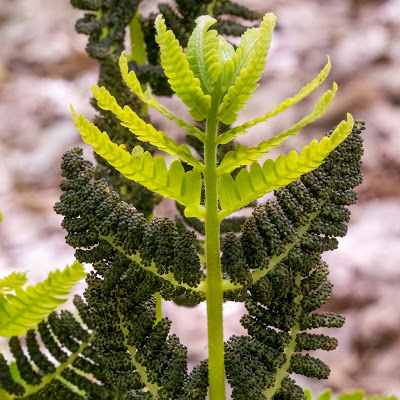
left=0, top=261, right=85, bottom=338
left=155, top=14, right=211, bottom=121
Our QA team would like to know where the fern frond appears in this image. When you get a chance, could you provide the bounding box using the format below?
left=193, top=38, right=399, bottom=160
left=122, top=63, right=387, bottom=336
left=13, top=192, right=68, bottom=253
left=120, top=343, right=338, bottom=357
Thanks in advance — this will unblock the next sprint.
left=0, top=272, right=28, bottom=294
left=0, top=296, right=113, bottom=399
left=217, top=58, right=332, bottom=144
left=91, top=84, right=205, bottom=171
left=217, top=83, right=338, bottom=174
left=119, top=52, right=205, bottom=141
left=218, top=114, right=354, bottom=218
left=186, top=15, right=223, bottom=94
left=155, top=15, right=211, bottom=121
left=217, top=13, right=277, bottom=124
left=71, top=109, right=205, bottom=219
left=0, top=261, right=85, bottom=338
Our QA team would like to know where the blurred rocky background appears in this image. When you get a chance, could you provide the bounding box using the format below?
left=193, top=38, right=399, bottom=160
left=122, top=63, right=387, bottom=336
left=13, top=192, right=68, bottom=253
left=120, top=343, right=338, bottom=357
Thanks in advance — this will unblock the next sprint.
left=0, top=0, right=399, bottom=398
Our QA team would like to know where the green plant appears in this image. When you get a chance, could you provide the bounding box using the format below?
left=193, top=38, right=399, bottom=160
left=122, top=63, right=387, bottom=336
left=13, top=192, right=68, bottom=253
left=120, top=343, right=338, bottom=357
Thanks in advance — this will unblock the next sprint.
left=54, top=11, right=364, bottom=400
left=2, top=1, right=394, bottom=399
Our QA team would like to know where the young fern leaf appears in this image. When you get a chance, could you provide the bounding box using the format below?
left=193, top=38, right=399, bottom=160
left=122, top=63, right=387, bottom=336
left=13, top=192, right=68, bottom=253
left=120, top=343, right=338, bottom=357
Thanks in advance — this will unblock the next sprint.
left=186, top=16, right=224, bottom=93
left=71, top=109, right=205, bottom=219
left=119, top=52, right=205, bottom=141
left=218, top=83, right=338, bottom=174
left=0, top=261, right=85, bottom=338
left=218, top=13, right=277, bottom=124
left=155, top=15, right=211, bottom=121
left=217, top=57, right=332, bottom=144
left=218, top=114, right=354, bottom=219
left=91, top=84, right=205, bottom=171
left=0, top=272, right=28, bottom=294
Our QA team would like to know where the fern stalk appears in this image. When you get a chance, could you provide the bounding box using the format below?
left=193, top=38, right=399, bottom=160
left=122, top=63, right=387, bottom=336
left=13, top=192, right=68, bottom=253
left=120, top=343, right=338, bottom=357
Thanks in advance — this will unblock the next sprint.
left=204, top=105, right=226, bottom=400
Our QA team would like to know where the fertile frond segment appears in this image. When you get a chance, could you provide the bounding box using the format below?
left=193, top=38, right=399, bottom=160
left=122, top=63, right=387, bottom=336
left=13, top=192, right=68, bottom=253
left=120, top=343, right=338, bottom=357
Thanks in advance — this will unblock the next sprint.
left=218, top=83, right=338, bottom=174
left=217, top=13, right=277, bottom=124
left=0, top=261, right=85, bottom=338
left=91, top=84, right=204, bottom=170
left=54, top=149, right=208, bottom=398
left=218, top=114, right=354, bottom=218
left=217, top=58, right=332, bottom=144
left=155, top=15, right=211, bottom=121
left=0, top=296, right=114, bottom=399
left=54, top=148, right=204, bottom=293
left=71, top=110, right=205, bottom=219
left=223, top=122, right=364, bottom=400
left=0, top=272, right=28, bottom=294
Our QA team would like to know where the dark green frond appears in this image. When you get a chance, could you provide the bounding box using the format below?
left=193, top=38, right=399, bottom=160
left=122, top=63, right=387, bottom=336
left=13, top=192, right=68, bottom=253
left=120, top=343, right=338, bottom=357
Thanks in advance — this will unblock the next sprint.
left=224, top=122, right=365, bottom=399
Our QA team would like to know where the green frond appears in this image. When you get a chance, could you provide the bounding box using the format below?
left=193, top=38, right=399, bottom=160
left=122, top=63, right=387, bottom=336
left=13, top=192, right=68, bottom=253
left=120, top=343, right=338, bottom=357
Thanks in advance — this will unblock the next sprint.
left=155, top=15, right=211, bottom=121
left=0, top=261, right=85, bottom=338
left=119, top=52, right=205, bottom=141
left=217, top=83, right=338, bottom=174
left=217, top=57, right=332, bottom=144
left=217, top=13, right=277, bottom=124
left=91, top=84, right=205, bottom=171
left=72, top=109, right=205, bottom=219
left=0, top=272, right=28, bottom=294
left=218, top=114, right=354, bottom=218
left=186, top=15, right=223, bottom=94
left=0, top=209, right=3, bottom=223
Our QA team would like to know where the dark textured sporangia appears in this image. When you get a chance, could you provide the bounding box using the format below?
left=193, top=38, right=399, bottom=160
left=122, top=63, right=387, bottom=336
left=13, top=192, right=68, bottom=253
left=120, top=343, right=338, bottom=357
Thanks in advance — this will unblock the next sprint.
left=0, top=1, right=370, bottom=398
left=60, top=4, right=364, bottom=398
left=0, top=296, right=115, bottom=399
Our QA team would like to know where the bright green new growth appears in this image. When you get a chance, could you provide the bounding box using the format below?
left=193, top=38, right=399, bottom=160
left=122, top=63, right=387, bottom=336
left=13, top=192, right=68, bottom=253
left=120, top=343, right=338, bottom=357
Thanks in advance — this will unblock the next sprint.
left=71, top=12, right=354, bottom=400
left=0, top=261, right=85, bottom=337
left=304, top=389, right=398, bottom=400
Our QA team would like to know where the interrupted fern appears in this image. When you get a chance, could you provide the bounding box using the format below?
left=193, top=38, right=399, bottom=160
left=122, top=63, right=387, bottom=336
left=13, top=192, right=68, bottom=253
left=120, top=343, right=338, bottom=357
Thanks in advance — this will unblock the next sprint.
left=58, top=8, right=366, bottom=400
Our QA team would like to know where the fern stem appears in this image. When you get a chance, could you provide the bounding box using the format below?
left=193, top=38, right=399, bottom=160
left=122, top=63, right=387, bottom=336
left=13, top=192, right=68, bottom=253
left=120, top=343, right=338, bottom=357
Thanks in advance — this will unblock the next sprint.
left=264, top=273, right=303, bottom=399
left=204, top=108, right=226, bottom=400
left=154, top=292, right=162, bottom=323
left=23, top=336, right=92, bottom=397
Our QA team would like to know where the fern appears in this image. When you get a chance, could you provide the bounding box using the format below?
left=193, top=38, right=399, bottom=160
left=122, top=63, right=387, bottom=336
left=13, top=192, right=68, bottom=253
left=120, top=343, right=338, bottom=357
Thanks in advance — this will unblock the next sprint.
left=0, top=261, right=85, bottom=337
left=60, top=5, right=370, bottom=400
left=218, top=114, right=353, bottom=218
left=71, top=109, right=205, bottom=219
left=0, top=296, right=113, bottom=399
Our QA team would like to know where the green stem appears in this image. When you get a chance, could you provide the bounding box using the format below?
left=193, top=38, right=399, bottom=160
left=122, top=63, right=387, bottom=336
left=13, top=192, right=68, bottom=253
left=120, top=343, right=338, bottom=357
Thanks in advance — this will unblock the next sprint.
left=154, top=292, right=162, bottom=324
left=204, top=109, right=226, bottom=400
left=129, top=10, right=148, bottom=115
